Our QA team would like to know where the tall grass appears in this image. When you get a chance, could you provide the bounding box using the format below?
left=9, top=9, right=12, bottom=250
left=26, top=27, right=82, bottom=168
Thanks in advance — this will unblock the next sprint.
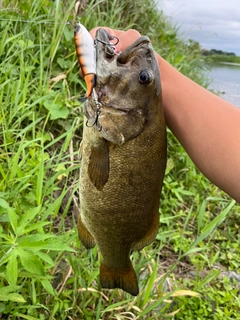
left=0, top=0, right=239, bottom=319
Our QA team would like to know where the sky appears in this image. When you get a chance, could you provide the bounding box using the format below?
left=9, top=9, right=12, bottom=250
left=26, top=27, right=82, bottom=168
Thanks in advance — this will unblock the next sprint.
left=160, top=0, right=240, bottom=55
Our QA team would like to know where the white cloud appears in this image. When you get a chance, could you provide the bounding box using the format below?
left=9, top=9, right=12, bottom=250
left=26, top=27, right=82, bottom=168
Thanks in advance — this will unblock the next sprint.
left=161, top=0, right=240, bottom=54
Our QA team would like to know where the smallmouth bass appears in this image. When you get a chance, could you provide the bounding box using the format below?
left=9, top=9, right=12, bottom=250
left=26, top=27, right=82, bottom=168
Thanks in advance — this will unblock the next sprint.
left=78, top=28, right=167, bottom=296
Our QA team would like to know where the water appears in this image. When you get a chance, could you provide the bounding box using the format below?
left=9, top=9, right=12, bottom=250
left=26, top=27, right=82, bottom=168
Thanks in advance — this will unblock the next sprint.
left=207, top=63, right=240, bottom=108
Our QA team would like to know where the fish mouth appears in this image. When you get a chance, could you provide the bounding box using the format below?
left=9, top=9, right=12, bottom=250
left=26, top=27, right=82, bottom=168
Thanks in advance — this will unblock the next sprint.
left=94, top=29, right=153, bottom=111
left=117, top=36, right=151, bottom=64
left=85, top=29, right=157, bottom=143
left=95, top=28, right=151, bottom=65
left=85, top=29, right=154, bottom=129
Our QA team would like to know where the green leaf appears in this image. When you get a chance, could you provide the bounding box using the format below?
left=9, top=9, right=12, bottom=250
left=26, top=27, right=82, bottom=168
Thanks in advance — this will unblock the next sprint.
left=63, top=26, right=74, bottom=42
left=7, top=207, right=18, bottom=234
left=19, top=250, right=45, bottom=276
left=0, top=285, right=18, bottom=295
left=201, top=200, right=236, bottom=234
left=0, top=293, right=26, bottom=303
left=102, top=299, right=131, bottom=314
left=57, top=58, right=73, bottom=69
left=34, top=251, right=55, bottom=266
left=138, top=293, right=172, bottom=317
left=18, top=234, right=74, bottom=252
left=41, top=239, right=75, bottom=252
left=197, top=198, right=207, bottom=234
left=43, top=100, right=69, bottom=120
left=36, top=153, right=45, bottom=207
left=23, top=221, right=52, bottom=233
left=184, top=200, right=236, bottom=256
left=41, top=279, right=56, bottom=296
left=143, top=259, right=158, bottom=305
left=17, top=206, right=42, bottom=235
left=165, top=158, right=175, bottom=174
left=0, top=198, right=10, bottom=209
left=6, top=253, right=18, bottom=286
left=15, top=314, right=39, bottom=320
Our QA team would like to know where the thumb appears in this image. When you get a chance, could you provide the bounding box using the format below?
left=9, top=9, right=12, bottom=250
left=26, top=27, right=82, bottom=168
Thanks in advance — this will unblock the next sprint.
left=90, top=27, right=141, bottom=52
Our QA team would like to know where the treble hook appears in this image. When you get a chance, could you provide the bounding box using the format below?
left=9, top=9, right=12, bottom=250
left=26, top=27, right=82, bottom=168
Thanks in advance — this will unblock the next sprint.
left=94, top=35, right=119, bottom=47
left=86, top=108, right=102, bottom=131
left=86, top=88, right=102, bottom=131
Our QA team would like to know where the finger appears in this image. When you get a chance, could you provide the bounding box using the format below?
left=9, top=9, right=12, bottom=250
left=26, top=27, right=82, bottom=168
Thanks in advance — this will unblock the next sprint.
left=116, top=29, right=141, bottom=52
left=90, top=27, right=141, bottom=52
left=90, top=27, right=125, bottom=39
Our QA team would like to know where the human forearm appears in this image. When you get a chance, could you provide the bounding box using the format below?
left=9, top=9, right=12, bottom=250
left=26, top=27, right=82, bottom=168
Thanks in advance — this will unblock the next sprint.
left=157, top=54, right=240, bottom=202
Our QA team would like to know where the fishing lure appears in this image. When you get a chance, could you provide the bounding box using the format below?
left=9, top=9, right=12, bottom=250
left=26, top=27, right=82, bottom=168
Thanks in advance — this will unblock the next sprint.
left=74, top=22, right=96, bottom=98
left=73, top=23, right=120, bottom=131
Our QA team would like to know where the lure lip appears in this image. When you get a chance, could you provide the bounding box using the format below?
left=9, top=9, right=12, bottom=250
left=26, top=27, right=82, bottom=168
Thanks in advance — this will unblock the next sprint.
left=74, top=21, right=81, bottom=35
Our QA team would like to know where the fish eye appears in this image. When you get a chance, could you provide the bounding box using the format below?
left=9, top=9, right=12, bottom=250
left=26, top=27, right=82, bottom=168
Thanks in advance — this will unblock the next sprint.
left=139, top=69, right=152, bottom=85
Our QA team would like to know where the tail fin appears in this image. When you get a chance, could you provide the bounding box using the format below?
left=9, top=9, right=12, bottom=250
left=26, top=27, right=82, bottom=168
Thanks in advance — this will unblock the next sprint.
left=100, top=262, right=139, bottom=296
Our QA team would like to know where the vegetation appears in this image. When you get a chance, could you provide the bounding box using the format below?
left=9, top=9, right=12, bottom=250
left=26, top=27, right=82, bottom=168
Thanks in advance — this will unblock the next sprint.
left=0, top=0, right=240, bottom=319
left=208, top=54, right=240, bottom=64
left=202, top=49, right=240, bottom=64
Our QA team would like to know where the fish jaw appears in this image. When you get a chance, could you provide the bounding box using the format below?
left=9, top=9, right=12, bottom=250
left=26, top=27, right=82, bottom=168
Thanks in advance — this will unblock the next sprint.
left=84, top=28, right=161, bottom=145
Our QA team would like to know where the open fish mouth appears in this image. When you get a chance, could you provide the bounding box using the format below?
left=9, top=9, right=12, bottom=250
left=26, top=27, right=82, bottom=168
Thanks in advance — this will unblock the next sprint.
left=95, top=28, right=151, bottom=65
left=92, top=29, right=153, bottom=110
left=84, top=28, right=158, bottom=142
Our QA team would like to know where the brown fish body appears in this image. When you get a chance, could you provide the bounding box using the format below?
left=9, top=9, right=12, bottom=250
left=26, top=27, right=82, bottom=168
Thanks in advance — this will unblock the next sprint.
left=79, top=29, right=167, bottom=296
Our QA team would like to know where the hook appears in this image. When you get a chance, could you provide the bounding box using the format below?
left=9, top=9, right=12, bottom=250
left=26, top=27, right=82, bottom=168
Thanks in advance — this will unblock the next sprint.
left=94, top=35, right=119, bottom=47
left=86, top=88, right=102, bottom=131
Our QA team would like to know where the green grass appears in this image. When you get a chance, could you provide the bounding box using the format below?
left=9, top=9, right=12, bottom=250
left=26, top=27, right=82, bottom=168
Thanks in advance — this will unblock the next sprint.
left=1, top=0, right=240, bottom=319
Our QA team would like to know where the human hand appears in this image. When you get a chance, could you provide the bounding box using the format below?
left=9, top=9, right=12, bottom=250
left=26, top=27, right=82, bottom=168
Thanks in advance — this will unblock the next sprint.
left=89, top=27, right=141, bottom=53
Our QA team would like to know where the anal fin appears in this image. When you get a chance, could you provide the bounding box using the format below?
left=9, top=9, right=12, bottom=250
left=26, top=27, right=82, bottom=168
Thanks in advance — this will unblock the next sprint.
left=88, top=139, right=109, bottom=191
left=100, top=262, right=139, bottom=296
left=132, top=210, right=160, bottom=251
left=77, top=214, right=96, bottom=249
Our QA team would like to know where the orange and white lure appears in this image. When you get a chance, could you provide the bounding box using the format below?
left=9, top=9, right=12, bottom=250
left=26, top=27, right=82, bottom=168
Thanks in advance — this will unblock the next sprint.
left=74, top=22, right=96, bottom=98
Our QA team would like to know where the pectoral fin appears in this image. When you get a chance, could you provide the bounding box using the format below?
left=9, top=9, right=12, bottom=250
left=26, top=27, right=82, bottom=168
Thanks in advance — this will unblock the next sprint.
left=88, top=138, right=109, bottom=191
left=132, top=210, right=160, bottom=251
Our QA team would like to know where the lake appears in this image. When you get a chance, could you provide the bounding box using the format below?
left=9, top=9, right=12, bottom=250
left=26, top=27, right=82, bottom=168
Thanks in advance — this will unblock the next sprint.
left=206, top=63, right=240, bottom=108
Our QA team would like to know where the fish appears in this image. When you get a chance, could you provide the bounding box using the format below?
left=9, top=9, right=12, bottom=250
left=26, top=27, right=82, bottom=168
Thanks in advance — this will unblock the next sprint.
left=74, top=22, right=96, bottom=98
left=78, top=28, right=167, bottom=296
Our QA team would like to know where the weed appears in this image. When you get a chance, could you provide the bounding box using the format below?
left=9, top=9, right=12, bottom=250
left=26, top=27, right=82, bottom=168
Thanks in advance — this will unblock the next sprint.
left=0, top=0, right=239, bottom=319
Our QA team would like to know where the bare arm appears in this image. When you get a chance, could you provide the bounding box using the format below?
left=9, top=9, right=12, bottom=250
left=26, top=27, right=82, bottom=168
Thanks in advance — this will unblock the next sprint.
left=158, top=56, right=240, bottom=203
left=90, top=27, right=240, bottom=203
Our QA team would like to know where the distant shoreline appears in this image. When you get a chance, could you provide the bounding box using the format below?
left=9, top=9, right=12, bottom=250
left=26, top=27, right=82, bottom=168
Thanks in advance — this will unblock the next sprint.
left=219, top=62, right=240, bottom=67
left=202, top=49, right=240, bottom=64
